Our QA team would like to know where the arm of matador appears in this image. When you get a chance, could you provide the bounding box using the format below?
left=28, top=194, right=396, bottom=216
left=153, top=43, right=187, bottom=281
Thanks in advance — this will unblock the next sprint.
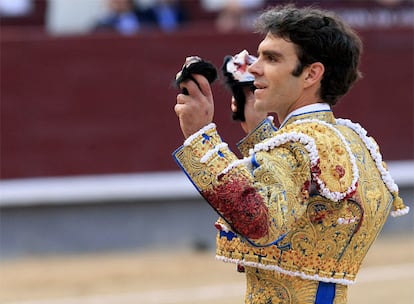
left=173, top=123, right=311, bottom=246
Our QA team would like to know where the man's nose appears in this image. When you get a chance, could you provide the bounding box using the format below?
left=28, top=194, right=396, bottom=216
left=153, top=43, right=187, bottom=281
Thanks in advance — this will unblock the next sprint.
left=247, top=60, right=259, bottom=75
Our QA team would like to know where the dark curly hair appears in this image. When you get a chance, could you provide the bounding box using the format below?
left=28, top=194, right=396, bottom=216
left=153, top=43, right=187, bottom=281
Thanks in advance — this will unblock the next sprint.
left=255, top=5, right=362, bottom=105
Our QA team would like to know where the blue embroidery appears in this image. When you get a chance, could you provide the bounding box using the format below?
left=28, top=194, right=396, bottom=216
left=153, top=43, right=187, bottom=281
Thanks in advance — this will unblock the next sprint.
left=315, top=282, right=336, bottom=304
left=251, top=153, right=260, bottom=169
left=202, top=133, right=210, bottom=144
left=220, top=230, right=237, bottom=241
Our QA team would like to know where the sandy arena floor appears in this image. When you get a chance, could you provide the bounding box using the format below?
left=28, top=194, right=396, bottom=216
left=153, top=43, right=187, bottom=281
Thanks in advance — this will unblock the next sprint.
left=1, top=234, right=413, bottom=304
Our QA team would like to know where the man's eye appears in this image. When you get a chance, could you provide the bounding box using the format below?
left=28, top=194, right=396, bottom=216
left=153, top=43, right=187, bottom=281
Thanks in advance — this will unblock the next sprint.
left=267, top=56, right=277, bottom=62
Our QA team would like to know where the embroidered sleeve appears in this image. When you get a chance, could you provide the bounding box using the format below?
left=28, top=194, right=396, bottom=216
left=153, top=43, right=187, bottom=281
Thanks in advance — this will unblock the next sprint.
left=173, top=124, right=311, bottom=245
left=173, top=124, right=272, bottom=241
left=236, top=116, right=278, bottom=157
left=248, top=141, right=313, bottom=245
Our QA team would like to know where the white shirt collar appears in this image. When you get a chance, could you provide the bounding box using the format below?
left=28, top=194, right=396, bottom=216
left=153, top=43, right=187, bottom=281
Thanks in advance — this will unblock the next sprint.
left=280, top=103, right=331, bottom=128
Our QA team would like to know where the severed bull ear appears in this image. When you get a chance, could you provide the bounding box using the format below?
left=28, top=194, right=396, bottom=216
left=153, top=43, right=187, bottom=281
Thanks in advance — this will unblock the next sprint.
left=175, top=56, right=218, bottom=95
left=221, top=50, right=257, bottom=121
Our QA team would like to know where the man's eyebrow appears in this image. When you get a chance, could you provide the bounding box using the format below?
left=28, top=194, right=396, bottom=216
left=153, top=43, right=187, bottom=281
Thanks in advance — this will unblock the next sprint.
left=259, top=50, right=284, bottom=59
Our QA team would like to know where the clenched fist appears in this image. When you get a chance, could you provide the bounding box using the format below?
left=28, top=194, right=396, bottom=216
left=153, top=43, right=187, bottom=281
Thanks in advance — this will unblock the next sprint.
left=175, top=74, right=215, bottom=139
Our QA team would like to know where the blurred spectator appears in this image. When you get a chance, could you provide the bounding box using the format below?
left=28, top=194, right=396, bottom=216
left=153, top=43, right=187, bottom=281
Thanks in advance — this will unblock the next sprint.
left=0, top=0, right=47, bottom=28
left=135, top=0, right=187, bottom=32
left=329, top=0, right=414, bottom=28
left=0, top=0, right=32, bottom=17
left=202, top=0, right=265, bottom=33
left=94, top=0, right=140, bottom=35
left=375, top=0, right=410, bottom=6
left=263, top=0, right=413, bottom=29
left=264, top=0, right=413, bottom=6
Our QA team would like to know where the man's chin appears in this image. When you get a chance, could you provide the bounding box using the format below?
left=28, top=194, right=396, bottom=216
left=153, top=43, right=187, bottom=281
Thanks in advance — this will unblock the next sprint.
left=254, top=100, right=266, bottom=112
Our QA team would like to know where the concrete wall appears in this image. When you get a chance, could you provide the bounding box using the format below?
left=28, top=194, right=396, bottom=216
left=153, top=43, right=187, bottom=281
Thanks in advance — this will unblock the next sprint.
left=1, top=187, right=413, bottom=260
left=1, top=167, right=413, bottom=259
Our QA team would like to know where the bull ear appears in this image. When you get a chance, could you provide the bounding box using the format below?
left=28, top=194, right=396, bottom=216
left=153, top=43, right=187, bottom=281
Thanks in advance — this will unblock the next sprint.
left=175, top=56, right=218, bottom=91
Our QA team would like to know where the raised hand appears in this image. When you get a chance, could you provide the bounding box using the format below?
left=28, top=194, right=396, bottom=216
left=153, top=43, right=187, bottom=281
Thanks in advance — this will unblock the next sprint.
left=175, top=74, right=215, bottom=138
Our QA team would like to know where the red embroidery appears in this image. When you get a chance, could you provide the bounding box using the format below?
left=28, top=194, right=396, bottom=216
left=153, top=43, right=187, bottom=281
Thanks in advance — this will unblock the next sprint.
left=214, top=223, right=223, bottom=231
left=300, top=180, right=311, bottom=203
left=335, top=165, right=346, bottom=178
left=311, top=159, right=321, bottom=176
left=345, top=181, right=358, bottom=200
left=311, top=167, right=321, bottom=176
left=202, top=177, right=269, bottom=239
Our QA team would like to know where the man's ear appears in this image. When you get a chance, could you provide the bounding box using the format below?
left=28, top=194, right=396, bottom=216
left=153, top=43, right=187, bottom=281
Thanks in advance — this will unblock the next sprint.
left=303, top=62, right=325, bottom=88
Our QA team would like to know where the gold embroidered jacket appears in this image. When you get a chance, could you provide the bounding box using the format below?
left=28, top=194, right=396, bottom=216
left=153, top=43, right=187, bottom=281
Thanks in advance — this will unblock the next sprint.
left=173, top=110, right=408, bottom=290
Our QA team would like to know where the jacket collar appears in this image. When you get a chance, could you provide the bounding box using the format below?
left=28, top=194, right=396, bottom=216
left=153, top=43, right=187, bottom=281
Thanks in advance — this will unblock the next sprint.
left=280, top=103, right=335, bottom=128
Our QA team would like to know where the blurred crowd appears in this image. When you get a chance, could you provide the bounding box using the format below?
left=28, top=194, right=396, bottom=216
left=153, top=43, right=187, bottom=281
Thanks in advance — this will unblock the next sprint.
left=0, top=0, right=413, bottom=35
left=93, top=0, right=188, bottom=34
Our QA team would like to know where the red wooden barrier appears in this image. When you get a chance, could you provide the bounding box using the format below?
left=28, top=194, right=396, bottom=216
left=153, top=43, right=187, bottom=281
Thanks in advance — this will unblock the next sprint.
left=1, top=27, right=413, bottom=179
